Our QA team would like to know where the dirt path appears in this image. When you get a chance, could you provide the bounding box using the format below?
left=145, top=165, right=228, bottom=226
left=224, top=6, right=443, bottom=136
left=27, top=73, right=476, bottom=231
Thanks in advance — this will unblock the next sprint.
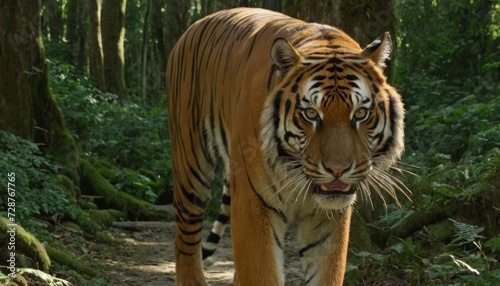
left=99, top=220, right=305, bottom=285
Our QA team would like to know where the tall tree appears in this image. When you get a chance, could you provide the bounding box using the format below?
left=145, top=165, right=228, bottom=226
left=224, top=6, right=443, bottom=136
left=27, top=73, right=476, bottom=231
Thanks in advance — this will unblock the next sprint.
left=284, top=0, right=396, bottom=78
left=42, top=0, right=63, bottom=41
left=0, top=2, right=37, bottom=139
left=284, top=0, right=395, bottom=47
left=151, top=0, right=167, bottom=68
left=262, top=0, right=281, bottom=11
left=0, top=0, right=79, bottom=180
left=140, top=0, right=152, bottom=100
left=165, top=0, right=190, bottom=54
left=66, top=0, right=88, bottom=73
left=88, top=0, right=106, bottom=91
left=101, top=0, right=128, bottom=97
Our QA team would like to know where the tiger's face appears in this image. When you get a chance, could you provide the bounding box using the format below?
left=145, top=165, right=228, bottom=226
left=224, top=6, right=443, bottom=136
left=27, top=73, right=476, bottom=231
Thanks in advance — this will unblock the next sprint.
left=261, top=35, right=405, bottom=211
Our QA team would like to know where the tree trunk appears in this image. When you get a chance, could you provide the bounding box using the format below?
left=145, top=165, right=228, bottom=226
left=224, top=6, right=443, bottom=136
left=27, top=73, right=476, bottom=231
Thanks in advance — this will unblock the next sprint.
left=165, top=0, right=190, bottom=55
left=0, top=0, right=79, bottom=183
left=66, top=0, right=88, bottom=73
left=151, top=0, right=167, bottom=69
left=101, top=0, right=127, bottom=97
left=262, top=0, right=281, bottom=11
left=0, top=1, right=36, bottom=139
left=284, top=0, right=396, bottom=78
left=141, top=0, right=151, bottom=100
left=42, top=0, right=63, bottom=41
left=88, top=0, right=106, bottom=91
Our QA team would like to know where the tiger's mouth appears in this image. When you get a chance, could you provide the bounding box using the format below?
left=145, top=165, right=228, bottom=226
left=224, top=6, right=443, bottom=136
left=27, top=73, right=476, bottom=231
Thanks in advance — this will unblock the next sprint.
left=313, top=180, right=355, bottom=196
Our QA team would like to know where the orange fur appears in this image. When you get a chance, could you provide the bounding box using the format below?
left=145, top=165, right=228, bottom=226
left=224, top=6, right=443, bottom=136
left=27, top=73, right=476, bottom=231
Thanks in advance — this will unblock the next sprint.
left=167, top=7, right=404, bottom=285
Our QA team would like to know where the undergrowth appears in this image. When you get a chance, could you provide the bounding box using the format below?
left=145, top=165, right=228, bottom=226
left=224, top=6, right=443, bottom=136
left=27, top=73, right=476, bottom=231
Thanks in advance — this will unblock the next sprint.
left=47, top=57, right=172, bottom=204
left=0, top=131, right=79, bottom=225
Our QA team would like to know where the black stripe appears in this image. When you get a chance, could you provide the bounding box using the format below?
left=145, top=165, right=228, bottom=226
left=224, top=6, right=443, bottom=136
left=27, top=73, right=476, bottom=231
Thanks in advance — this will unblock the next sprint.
left=348, top=81, right=359, bottom=88
left=178, top=225, right=203, bottom=236
left=177, top=247, right=195, bottom=256
left=216, top=214, right=230, bottom=224
left=274, top=230, right=283, bottom=250
left=309, top=81, right=323, bottom=90
left=175, top=199, right=205, bottom=224
left=312, top=75, right=326, bottom=81
left=375, top=94, right=395, bottom=155
left=202, top=247, right=216, bottom=260
left=206, top=231, right=221, bottom=244
left=305, top=271, right=317, bottom=284
left=272, top=90, right=283, bottom=131
left=179, top=235, right=202, bottom=247
left=179, top=183, right=207, bottom=209
left=299, top=233, right=331, bottom=257
left=188, top=164, right=211, bottom=190
left=221, top=194, right=231, bottom=205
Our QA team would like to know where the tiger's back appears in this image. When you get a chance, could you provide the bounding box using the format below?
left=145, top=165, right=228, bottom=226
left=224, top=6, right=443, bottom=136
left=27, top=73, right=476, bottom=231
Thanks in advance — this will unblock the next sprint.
left=167, top=7, right=405, bottom=286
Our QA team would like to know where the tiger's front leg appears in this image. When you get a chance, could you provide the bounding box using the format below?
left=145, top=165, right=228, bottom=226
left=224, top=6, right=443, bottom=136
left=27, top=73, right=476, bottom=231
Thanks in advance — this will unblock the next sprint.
left=297, top=207, right=352, bottom=286
left=230, top=175, right=287, bottom=286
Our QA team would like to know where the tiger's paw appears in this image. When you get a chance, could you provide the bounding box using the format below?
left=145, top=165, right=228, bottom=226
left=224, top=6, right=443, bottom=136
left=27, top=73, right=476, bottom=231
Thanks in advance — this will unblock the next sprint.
left=202, top=256, right=215, bottom=267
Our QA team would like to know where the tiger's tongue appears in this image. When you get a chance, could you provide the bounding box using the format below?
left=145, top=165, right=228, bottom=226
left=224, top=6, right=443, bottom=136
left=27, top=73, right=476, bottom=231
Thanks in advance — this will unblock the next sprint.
left=321, top=180, right=352, bottom=192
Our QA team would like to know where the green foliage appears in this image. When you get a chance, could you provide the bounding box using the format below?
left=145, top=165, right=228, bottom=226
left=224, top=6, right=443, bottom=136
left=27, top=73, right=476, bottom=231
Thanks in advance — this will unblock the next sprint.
left=396, top=0, right=500, bottom=106
left=112, top=169, right=159, bottom=203
left=46, top=57, right=172, bottom=203
left=0, top=131, right=79, bottom=223
left=395, top=0, right=499, bottom=218
left=348, top=214, right=499, bottom=285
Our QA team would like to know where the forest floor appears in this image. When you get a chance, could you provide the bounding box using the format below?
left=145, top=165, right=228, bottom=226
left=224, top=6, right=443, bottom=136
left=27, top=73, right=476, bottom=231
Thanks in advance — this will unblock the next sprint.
left=84, top=211, right=305, bottom=286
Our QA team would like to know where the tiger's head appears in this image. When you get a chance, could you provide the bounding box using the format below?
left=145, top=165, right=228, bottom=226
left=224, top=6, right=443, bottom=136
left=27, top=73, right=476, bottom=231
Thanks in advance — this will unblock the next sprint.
left=261, top=31, right=405, bottom=211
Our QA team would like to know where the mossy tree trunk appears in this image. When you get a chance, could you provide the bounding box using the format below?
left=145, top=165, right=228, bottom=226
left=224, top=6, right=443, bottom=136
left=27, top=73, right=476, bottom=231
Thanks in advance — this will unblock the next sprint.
left=88, top=0, right=107, bottom=91
left=101, top=0, right=127, bottom=97
left=0, top=0, right=80, bottom=184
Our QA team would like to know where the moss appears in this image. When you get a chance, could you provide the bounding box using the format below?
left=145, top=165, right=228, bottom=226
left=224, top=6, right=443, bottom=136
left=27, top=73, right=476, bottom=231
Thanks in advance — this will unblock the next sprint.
left=94, top=158, right=117, bottom=180
left=49, top=131, right=81, bottom=197
left=79, top=158, right=161, bottom=220
left=78, top=199, right=98, bottom=210
left=51, top=174, right=75, bottom=197
left=0, top=217, right=50, bottom=272
left=94, top=231, right=118, bottom=245
left=427, top=219, right=455, bottom=244
left=61, top=221, right=80, bottom=232
left=76, top=211, right=102, bottom=234
left=85, top=209, right=126, bottom=227
left=7, top=275, right=28, bottom=286
left=45, top=246, right=100, bottom=277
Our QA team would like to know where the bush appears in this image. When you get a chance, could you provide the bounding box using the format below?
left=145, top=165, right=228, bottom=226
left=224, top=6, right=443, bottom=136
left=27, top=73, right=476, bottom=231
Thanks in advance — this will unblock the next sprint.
left=0, top=131, right=80, bottom=223
left=47, top=59, right=172, bottom=203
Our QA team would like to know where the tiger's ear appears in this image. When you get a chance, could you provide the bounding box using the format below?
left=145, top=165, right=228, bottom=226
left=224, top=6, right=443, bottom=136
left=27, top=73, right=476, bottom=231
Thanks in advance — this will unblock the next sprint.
left=271, top=38, right=301, bottom=73
left=362, top=32, right=392, bottom=69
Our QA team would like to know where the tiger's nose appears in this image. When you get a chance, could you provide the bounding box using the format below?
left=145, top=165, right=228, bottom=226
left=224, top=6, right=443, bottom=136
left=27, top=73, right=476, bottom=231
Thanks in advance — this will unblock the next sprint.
left=323, top=162, right=352, bottom=178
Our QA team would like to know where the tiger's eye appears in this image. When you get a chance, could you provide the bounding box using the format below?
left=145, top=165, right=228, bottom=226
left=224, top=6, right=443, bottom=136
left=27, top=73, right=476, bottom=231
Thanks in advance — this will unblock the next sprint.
left=354, top=108, right=368, bottom=120
left=304, top=108, right=319, bottom=120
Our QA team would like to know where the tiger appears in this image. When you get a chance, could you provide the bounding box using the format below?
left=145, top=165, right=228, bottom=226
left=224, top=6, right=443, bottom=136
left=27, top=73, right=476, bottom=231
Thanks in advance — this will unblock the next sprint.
left=167, top=7, right=405, bottom=286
